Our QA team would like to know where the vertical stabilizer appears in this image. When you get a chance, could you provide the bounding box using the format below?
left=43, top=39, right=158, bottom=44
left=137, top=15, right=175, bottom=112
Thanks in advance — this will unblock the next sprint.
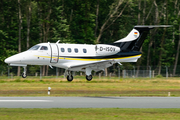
left=111, top=25, right=172, bottom=51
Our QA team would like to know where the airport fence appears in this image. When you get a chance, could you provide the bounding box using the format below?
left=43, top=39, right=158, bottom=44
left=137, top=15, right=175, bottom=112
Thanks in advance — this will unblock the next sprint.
left=1, top=65, right=180, bottom=79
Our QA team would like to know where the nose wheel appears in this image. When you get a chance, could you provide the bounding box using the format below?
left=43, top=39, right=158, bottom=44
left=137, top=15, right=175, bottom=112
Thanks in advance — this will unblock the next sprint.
left=22, top=66, right=27, bottom=78
left=22, top=72, right=27, bottom=78
left=86, top=75, right=92, bottom=81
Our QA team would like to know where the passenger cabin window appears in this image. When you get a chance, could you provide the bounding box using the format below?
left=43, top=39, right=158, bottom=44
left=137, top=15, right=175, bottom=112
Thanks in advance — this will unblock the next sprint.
left=83, top=48, right=87, bottom=53
left=40, top=46, right=48, bottom=50
left=68, top=48, right=71, bottom=53
left=74, top=48, right=78, bottom=53
left=61, top=48, right=65, bottom=52
left=28, top=45, right=40, bottom=50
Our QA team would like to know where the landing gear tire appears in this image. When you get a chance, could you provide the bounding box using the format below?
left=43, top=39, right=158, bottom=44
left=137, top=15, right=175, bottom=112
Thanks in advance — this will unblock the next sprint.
left=67, top=75, right=73, bottom=82
left=86, top=75, right=92, bottom=81
left=22, top=72, right=27, bottom=78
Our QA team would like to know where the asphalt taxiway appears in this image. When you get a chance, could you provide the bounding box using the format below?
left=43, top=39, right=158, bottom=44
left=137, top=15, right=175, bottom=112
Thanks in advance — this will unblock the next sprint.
left=0, top=97, right=179, bottom=108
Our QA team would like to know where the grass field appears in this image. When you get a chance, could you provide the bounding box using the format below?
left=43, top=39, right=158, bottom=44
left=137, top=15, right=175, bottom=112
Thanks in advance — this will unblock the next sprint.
left=1, top=76, right=180, bottom=120
left=0, top=76, right=180, bottom=97
left=0, top=108, right=180, bottom=120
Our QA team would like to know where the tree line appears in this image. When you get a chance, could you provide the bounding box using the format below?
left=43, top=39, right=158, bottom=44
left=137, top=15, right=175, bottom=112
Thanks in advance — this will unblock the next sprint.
left=0, top=0, right=180, bottom=76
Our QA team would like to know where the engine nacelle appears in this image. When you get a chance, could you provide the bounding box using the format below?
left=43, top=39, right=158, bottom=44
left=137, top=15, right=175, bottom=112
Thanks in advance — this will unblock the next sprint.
left=95, top=44, right=120, bottom=56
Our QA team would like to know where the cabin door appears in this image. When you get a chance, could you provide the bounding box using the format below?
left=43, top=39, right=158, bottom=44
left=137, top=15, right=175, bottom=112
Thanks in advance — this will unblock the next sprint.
left=49, top=43, right=59, bottom=63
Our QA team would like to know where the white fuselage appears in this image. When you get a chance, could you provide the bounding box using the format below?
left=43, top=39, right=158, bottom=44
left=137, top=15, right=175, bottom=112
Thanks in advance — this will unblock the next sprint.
left=4, top=25, right=170, bottom=80
left=5, top=42, right=141, bottom=72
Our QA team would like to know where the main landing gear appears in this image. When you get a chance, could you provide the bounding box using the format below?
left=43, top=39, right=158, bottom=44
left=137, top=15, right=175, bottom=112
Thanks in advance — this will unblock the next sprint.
left=66, top=74, right=93, bottom=81
left=67, top=75, right=73, bottom=81
left=65, top=68, right=93, bottom=82
left=86, top=75, right=93, bottom=81
left=85, top=68, right=92, bottom=81
left=22, top=66, right=27, bottom=78
left=65, top=70, right=74, bottom=82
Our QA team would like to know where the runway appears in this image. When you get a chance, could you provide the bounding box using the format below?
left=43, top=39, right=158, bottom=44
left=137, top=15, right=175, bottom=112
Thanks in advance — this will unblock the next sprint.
left=0, top=97, right=180, bottom=108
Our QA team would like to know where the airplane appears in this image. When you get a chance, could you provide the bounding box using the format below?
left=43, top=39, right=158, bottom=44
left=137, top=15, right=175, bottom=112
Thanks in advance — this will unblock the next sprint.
left=4, top=25, right=171, bottom=81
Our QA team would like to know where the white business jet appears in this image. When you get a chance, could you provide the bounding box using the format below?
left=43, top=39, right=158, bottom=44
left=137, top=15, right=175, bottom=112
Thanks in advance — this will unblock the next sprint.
left=4, top=25, right=171, bottom=81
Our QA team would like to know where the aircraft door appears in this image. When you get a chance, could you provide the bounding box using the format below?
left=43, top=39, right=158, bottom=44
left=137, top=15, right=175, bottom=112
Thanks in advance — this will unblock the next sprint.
left=49, top=43, right=59, bottom=63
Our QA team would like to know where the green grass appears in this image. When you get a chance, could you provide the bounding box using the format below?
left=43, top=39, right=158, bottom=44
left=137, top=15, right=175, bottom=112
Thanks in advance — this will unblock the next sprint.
left=1, top=77, right=180, bottom=120
left=0, top=108, right=180, bottom=120
left=0, top=76, right=180, bottom=97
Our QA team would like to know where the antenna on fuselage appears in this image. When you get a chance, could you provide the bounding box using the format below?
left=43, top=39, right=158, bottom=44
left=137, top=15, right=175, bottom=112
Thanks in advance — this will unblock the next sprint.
left=56, top=40, right=60, bottom=44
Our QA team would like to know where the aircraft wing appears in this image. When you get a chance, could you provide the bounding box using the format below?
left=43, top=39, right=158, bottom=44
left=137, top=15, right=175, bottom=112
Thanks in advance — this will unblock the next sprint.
left=66, top=60, right=116, bottom=72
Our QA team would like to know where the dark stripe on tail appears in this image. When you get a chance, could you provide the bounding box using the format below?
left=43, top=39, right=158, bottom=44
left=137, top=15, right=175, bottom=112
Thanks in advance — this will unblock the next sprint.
left=110, top=26, right=153, bottom=51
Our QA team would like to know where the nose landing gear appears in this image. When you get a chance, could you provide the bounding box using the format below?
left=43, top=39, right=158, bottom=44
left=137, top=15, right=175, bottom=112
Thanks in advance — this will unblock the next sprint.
left=22, top=72, right=27, bottom=78
left=22, top=66, right=27, bottom=78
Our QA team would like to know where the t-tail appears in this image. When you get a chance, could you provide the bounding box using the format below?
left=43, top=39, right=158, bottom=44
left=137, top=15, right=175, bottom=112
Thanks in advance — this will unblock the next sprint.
left=111, top=25, right=172, bottom=51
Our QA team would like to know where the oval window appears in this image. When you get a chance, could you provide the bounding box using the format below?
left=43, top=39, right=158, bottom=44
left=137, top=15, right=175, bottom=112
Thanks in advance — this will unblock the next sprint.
left=68, top=48, right=71, bottom=53
left=61, top=48, right=65, bottom=52
left=83, top=48, right=87, bottom=53
left=74, top=48, right=78, bottom=53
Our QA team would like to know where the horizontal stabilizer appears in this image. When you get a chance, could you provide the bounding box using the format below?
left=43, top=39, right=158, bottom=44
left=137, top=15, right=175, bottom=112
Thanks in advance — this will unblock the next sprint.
left=134, top=25, right=172, bottom=29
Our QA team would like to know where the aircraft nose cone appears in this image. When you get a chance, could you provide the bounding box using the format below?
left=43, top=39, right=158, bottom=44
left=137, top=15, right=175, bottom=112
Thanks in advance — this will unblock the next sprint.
left=4, top=57, right=11, bottom=64
left=4, top=57, right=14, bottom=63
left=4, top=57, right=13, bottom=63
left=4, top=54, right=22, bottom=64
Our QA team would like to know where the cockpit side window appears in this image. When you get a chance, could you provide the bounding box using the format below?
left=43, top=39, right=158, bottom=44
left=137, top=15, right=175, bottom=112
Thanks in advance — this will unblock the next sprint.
left=28, top=45, right=40, bottom=50
left=40, top=46, right=48, bottom=50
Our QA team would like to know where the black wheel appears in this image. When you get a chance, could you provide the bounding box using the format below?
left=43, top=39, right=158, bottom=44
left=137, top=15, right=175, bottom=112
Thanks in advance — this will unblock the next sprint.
left=86, top=75, right=92, bottom=81
left=67, top=75, right=73, bottom=82
left=22, top=72, right=27, bottom=78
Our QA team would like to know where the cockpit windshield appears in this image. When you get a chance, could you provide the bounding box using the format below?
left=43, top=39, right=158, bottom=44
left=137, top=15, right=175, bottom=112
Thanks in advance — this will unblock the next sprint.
left=28, top=45, right=40, bottom=50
